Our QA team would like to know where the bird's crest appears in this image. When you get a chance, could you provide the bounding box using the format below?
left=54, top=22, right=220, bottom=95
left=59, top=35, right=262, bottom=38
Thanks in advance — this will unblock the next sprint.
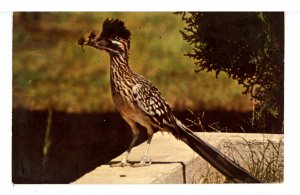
left=100, top=18, right=131, bottom=42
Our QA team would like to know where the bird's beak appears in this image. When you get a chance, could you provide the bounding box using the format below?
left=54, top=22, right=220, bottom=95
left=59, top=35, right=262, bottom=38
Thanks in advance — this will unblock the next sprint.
left=78, top=38, right=107, bottom=51
left=94, top=40, right=107, bottom=50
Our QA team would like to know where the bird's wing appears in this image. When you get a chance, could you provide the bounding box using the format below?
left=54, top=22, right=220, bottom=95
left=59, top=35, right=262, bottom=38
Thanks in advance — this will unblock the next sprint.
left=131, top=82, right=177, bottom=131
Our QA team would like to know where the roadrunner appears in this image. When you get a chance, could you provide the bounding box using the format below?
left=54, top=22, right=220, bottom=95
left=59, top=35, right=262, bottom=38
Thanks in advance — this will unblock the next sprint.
left=78, top=18, right=261, bottom=183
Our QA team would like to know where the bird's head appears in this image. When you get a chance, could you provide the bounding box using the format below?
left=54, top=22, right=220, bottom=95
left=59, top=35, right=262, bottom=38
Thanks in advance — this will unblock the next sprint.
left=78, top=18, right=131, bottom=56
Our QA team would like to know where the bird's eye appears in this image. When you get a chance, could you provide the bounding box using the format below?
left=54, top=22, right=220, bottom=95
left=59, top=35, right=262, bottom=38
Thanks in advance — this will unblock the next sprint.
left=107, top=39, right=124, bottom=52
left=109, top=40, right=119, bottom=45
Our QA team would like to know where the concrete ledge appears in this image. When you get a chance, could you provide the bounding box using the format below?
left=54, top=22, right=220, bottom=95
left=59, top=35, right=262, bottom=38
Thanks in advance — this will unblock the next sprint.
left=72, top=132, right=283, bottom=184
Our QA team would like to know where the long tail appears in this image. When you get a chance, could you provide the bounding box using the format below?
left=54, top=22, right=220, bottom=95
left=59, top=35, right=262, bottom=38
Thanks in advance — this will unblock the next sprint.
left=174, top=119, right=262, bottom=183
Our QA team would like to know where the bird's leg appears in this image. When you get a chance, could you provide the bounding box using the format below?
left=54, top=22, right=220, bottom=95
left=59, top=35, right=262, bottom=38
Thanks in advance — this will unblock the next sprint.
left=132, top=126, right=154, bottom=167
left=140, top=135, right=153, bottom=165
left=111, top=119, right=140, bottom=167
left=111, top=133, right=139, bottom=167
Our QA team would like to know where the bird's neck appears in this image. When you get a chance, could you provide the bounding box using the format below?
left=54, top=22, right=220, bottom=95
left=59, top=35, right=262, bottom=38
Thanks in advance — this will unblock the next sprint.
left=110, top=52, right=130, bottom=73
left=110, top=53, right=133, bottom=88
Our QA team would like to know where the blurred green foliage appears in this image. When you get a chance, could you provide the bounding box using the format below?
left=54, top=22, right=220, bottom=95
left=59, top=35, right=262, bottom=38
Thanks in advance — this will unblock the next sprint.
left=13, top=12, right=251, bottom=113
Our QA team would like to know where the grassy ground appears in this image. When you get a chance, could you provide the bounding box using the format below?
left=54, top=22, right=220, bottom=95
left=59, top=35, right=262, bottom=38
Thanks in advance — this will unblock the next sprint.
left=196, top=138, right=284, bottom=183
left=13, top=12, right=252, bottom=113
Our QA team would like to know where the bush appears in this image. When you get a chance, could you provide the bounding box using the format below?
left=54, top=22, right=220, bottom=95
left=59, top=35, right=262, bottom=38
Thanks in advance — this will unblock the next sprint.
left=178, top=12, right=284, bottom=133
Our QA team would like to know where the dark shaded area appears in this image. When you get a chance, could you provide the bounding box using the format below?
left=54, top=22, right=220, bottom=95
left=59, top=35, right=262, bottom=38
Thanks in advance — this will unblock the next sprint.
left=180, top=110, right=282, bottom=134
left=12, top=108, right=148, bottom=184
left=12, top=108, right=281, bottom=184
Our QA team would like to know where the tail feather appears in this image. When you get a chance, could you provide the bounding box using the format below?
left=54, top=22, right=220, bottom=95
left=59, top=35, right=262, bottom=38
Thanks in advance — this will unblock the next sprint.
left=175, top=119, right=261, bottom=183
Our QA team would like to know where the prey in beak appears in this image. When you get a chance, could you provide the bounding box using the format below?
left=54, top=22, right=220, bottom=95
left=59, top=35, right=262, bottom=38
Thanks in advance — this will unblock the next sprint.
left=77, top=31, right=100, bottom=49
left=78, top=31, right=108, bottom=51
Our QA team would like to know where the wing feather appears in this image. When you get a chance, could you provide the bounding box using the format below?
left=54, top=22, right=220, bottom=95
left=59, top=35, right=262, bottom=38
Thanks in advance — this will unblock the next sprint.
left=131, top=82, right=177, bottom=131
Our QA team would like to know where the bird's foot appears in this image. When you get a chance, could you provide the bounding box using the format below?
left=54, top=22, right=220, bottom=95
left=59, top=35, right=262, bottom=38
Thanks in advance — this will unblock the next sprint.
left=131, top=155, right=152, bottom=167
left=110, top=161, right=131, bottom=167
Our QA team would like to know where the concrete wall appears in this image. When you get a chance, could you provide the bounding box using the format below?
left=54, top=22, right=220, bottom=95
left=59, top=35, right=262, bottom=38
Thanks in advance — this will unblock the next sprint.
left=73, top=132, right=283, bottom=184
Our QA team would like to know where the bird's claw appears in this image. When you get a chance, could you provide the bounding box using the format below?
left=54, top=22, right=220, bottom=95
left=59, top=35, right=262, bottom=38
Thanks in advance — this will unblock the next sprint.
left=110, top=161, right=131, bottom=167
left=131, top=155, right=152, bottom=167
